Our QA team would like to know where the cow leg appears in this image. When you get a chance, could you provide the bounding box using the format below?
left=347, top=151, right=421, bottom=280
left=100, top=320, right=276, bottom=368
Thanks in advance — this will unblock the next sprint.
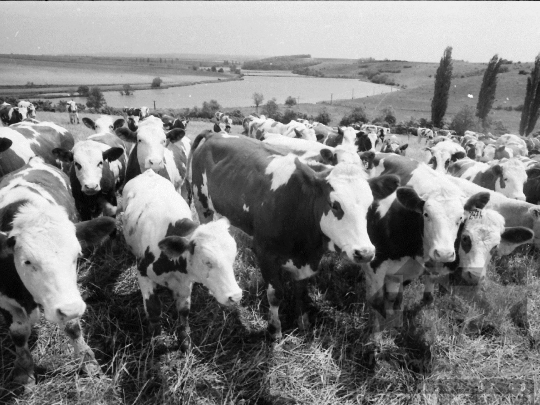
left=384, top=278, right=404, bottom=330
left=170, top=276, right=193, bottom=353
left=63, top=318, right=101, bottom=377
left=294, top=278, right=311, bottom=332
left=422, top=275, right=435, bottom=306
left=137, top=275, right=162, bottom=335
left=5, top=307, right=35, bottom=387
left=266, top=282, right=284, bottom=340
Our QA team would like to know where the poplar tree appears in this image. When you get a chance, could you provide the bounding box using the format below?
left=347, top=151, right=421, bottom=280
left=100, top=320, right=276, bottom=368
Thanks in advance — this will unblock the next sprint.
left=519, top=53, right=540, bottom=136
left=476, top=54, right=502, bottom=128
left=431, top=46, right=453, bottom=128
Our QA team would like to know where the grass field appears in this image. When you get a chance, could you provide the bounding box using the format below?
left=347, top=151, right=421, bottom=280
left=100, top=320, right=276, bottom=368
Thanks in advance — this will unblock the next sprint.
left=1, top=113, right=540, bottom=404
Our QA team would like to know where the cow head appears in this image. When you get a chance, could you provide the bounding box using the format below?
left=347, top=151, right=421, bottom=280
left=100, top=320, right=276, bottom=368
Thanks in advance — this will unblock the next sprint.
left=0, top=208, right=115, bottom=324
left=426, top=145, right=466, bottom=172
left=116, top=116, right=185, bottom=173
left=1, top=107, right=23, bottom=126
left=492, top=159, right=527, bottom=200
left=456, top=192, right=534, bottom=283
left=82, top=116, right=121, bottom=133
left=297, top=159, right=399, bottom=263
left=355, top=131, right=377, bottom=152
left=158, top=217, right=242, bottom=306
left=53, top=141, right=124, bottom=195
left=396, top=186, right=465, bottom=262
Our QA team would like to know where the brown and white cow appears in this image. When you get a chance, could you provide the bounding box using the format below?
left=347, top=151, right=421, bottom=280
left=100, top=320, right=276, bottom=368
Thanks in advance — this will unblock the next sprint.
left=18, top=101, right=36, bottom=120
left=425, top=140, right=466, bottom=172
left=0, top=121, right=75, bottom=177
left=247, top=117, right=317, bottom=141
left=114, top=116, right=190, bottom=202
left=0, top=103, right=24, bottom=126
left=417, top=127, right=435, bottom=143
left=66, top=101, right=79, bottom=124
left=448, top=158, right=527, bottom=200
left=380, top=135, right=408, bottom=155
left=0, top=157, right=116, bottom=386
left=497, top=134, right=528, bottom=157
left=190, top=131, right=400, bottom=339
left=215, top=111, right=233, bottom=133
left=122, top=169, right=242, bottom=351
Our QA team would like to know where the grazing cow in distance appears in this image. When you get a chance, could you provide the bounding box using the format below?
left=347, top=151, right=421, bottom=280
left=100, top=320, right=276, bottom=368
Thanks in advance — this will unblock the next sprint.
left=18, top=100, right=36, bottom=119
left=0, top=121, right=75, bottom=177
left=247, top=116, right=317, bottom=141
left=380, top=135, right=408, bottom=155
left=496, top=134, right=528, bottom=157
left=114, top=116, right=190, bottom=202
left=123, top=106, right=150, bottom=124
left=425, top=140, right=466, bottom=172
left=122, top=170, right=242, bottom=351
left=190, top=130, right=400, bottom=339
left=448, top=158, right=527, bottom=200
left=66, top=100, right=79, bottom=124
left=0, top=103, right=24, bottom=126
left=0, top=157, right=116, bottom=386
left=215, top=111, right=233, bottom=132
left=161, top=114, right=189, bottom=131
left=482, top=144, right=513, bottom=161
left=417, top=127, right=435, bottom=143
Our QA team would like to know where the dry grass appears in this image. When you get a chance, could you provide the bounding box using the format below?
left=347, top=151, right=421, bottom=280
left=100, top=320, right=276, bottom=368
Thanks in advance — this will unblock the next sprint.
left=1, top=113, right=539, bottom=404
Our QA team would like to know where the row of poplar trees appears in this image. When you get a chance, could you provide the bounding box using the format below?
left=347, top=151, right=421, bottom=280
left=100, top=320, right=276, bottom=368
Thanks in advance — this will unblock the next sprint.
left=431, top=46, right=540, bottom=136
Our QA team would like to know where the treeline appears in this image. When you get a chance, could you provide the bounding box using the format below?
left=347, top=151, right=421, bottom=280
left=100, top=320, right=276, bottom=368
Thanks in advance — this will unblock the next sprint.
left=242, top=55, right=319, bottom=70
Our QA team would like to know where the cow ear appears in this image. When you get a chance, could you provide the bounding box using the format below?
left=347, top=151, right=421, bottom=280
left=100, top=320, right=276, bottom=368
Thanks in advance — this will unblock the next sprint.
left=115, top=127, right=137, bottom=143
left=113, top=118, right=125, bottom=130
left=399, top=144, right=409, bottom=151
left=82, top=117, right=96, bottom=130
left=316, top=133, right=325, bottom=142
left=293, top=128, right=302, bottom=138
left=213, top=123, right=221, bottom=133
left=75, top=217, right=116, bottom=249
left=492, top=164, right=503, bottom=177
left=337, top=127, right=344, bottom=136
left=102, top=147, right=124, bottom=162
left=396, top=187, right=425, bottom=213
left=423, top=147, right=433, bottom=153
left=451, top=151, right=466, bottom=161
left=52, top=147, right=74, bottom=163
left=158, top=236, right=192, bottom=259
left=359, top=151, right=376, bottom=168
left=0, top=137, right=13, bottom=153
left=368, top=175, right=400, bottom=200
left=166, top=128, right=186, bottom=142
left=498, top=227, right=534, bottom=256
left=294, top=157, right=318, bottom=186
left=319, top=148, right=335, bottom=165
left=127, top=118, right=138, bottom=132
left=172, top=218, right=199, bottom=237
left=464, top=192, right=490, bottom=211
left=0, top=232, right=14, bottom=258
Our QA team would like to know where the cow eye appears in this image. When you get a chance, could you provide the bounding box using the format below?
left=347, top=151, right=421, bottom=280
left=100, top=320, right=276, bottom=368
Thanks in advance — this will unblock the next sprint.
left=331, top=201, right=341, bottom=211
left=138, top=139, right=142, bottom=143
left=98, top=161, right=103, bottom=167
left=423, top=212, right=429, bottom=218
left=24, top=260, right=31, bottom=265
left=75, top=162, right=82, bottom=170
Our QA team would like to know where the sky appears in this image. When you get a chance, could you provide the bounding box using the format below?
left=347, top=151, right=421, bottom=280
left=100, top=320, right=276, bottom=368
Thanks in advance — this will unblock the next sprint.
left=1, top=1, right=539, bottom=63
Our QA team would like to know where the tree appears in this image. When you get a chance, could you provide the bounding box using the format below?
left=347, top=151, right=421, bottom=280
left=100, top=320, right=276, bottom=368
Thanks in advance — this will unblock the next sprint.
left=253, top=92, right=264, bottom=114
left=379, top=106, right=396, bottom=125
left=476, top=54, right=502, bottom=128
left=285, top=96, right=297, bottom=107
left=431, top=46, right=453, bottom=128
left=151, top=77, right=163, bottom=88
left=218, top=68, right=224, bottom=73
left=123, top=84, right=133, bottom=96
left=339, top=106, right=368, bottom=126
left=519, top=53, right=540, bottom=136
left=211, top=66, right=217, bottom=72
left=86, top=87, right=106, bottom=109
left=315, top=108, right=331, bottom=125
left=262, top=98, right=279, bottom=119
left=449, top=105, right=477, bottom=135
left=201, top=99, right=222, bottom=118
left=77, top=85, right=90, bottom=97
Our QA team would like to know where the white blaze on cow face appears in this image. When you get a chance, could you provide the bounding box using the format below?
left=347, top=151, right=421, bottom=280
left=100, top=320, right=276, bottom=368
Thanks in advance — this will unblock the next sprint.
left=495, top=159, right=527, bottom=201
left=72, top=141, right=107, bottom=194
left=185, top=219, right=242, bottom=305
left=135, top=116, right=168, bottom=172
left=320, top=163, right=375, bottom=263
left=8, top=204, right=85, bottom=324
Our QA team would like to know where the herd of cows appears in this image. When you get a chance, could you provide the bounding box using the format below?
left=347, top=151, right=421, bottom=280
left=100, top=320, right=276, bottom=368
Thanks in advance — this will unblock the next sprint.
left=1, top=101, right=540, bottom=389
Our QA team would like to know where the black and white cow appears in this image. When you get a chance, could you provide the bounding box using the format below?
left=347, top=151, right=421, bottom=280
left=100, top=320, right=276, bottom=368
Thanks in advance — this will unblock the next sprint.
left=448, top=158, right=527, bottom=200
left=0, top=103, right=24, bottom=126
left=355, top=130, right=378, bottom=152
left=215, top=111, right=233, bottom=133
left=18, top=101, right=36, bottom=120
left=123, top=106, right=150, bottom=127
left=122, top=169, right=242, bottom=351
left=0, top=122, right=75, bottom=177
left=190, top=131, right=400, bottom=339
left=380, top=135, right=408, bottom=155
left=66, top=101, right=79, bottom=124
left=0, top=157, right=116, bottom=386
left=114, top=116, right=190, bottom=202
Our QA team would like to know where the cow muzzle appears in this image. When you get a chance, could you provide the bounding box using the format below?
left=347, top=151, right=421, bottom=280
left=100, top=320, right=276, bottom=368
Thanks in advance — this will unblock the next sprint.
left=47, top=300, right=86, bottom=324
left=351, top=246, right=376, bottom=263
left=430, top=248, right=456, bottom=263
left=145, top=158, right=164, bottom=171
left=82, top=183, right=101, bottom=195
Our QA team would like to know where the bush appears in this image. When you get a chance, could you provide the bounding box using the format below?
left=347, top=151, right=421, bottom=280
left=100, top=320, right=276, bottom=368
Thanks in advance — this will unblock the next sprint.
left=449, top=105, right=478, bottom=135
left=285, top=96, right=297, bottom=107
left=77, top=85, right=90, bottom=97
left=315, top=109, right=331, bottom=125
left=504, top=105, right=513, bottom=111
left=514, top=104, right=524, bottom=111
left=201, top=99, right=222, bottom=118
left=151, top=77, right=163, bottom=88
left=495, top=104, right=503, bottom=110
left=282, top=109, right=298, bottom=124
left=492, top=120, right=509, bottom=135
left=86, top=87, right=106, bottom=109
left=403, top=65, right=412, bottom=68
left=123, top=84, right=134, bottom=95
left=519, top=70, right=529, bottom=75
left=378, top=106, right=397, bottom=125
left=262, top=98, right=280, bottom=119
left=499, top=66, right=510, bottom=73
left=218, top=68, right=224, bottom=73
left=339, top=106, right=368, bottom=126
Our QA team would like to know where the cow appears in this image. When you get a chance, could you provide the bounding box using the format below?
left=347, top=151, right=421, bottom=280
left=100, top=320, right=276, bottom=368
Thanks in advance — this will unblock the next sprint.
left=123, top=106, right=150, bottom=126
left=355, top=130, right=379, bottom=153
left=215, top=111, right=233, bottom=133
left=482, top=144, right=513, bottom=161
left=417, top=127, right=435, bottom=143
left=190, top=131, right=400, bottom=339
left=425, top=140, right=466, bottom=172
left=0, top=104, right=24, bottom=126
left=524, top=136, right=540, bottom=155
left=447, top=158, right=527, bottom=200
left=246, top=117, right=317, bottom=141
left=380, top=135, right=408, bottom=155
left=52, top=131, right=127, bottom=220
left=121, top=169, right=242, bottom=351
left=0, top=121, right=75, bottom=177
left=0, top=157, right=116, bottom=386
left=17, top=101, right=36, bottom=119
left=114, top=116, right=190, bottom=202
left=497, top=134, right=528, bottom=157
left=313, top=123, right=339, bottom=144
left=161, top=115, right=189, bottom=132
left=463, top=139, right=486, bottom=160
left=66, top=101, right=79, bottom=124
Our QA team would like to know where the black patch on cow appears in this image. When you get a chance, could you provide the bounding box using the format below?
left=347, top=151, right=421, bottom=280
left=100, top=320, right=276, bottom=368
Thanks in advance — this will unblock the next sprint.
left=330, top=201, right=344, bottom=220
left=153, top=252, right=188, bottom=275
left=138, top=247, right=155, bottom=277
left=10, top=331, right=28, bottom=347
left=368, top=175, right=400, bottom=200
left=0, top=199, right=30, bottom=232
left=0, top=137, right=13, bottom=153
left=461, top=233, right=472, bottom=253
left=355, top=131, right=374, bottom=152
left=166, top=218, right=198, bottom=238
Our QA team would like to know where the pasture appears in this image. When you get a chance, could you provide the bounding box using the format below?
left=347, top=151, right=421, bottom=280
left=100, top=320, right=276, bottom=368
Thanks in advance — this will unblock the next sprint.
left=1, top=112, right=539, bottom=404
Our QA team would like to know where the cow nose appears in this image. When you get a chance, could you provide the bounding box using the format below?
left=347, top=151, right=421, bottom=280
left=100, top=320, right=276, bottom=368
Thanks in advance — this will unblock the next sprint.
left=353, top=249, right=375, bottom=263
left=433, top=249, right=455, bottom=262
left=56, top=302, right=85, bottom=322
left=228, top=290, right=243, bottom=305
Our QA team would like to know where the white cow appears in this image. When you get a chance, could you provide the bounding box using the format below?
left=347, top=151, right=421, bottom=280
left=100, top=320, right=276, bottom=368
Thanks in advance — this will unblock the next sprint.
left=66, top=101, right=79, bottom=124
